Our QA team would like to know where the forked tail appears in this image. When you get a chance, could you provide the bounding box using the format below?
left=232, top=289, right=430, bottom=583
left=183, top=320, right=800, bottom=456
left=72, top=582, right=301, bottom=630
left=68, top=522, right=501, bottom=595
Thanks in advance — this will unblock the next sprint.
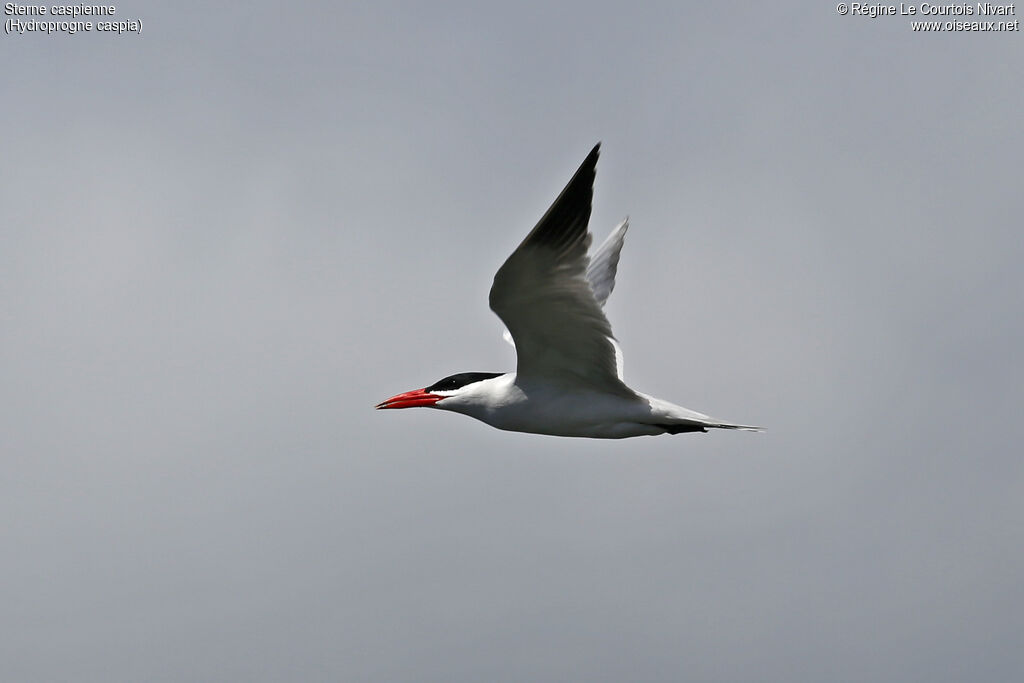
left=708, top=422, right=763, bottom=432
left=658, top=421, right=763, bottom=434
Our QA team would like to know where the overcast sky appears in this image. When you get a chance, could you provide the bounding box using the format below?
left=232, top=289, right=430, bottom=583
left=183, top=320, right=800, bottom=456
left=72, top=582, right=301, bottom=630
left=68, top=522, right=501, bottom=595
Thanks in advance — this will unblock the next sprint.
left=2, top=2, right=1022, bottom=681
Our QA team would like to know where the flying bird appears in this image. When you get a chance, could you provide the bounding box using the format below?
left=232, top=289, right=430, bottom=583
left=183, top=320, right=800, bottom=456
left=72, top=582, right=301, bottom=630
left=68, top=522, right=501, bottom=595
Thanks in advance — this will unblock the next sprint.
left=377, top=144, right=760, bottom=438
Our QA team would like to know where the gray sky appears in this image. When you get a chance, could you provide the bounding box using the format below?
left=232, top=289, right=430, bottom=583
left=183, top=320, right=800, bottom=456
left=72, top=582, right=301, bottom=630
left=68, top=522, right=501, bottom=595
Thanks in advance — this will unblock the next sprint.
left=2, top=2, right=1022, bottom=681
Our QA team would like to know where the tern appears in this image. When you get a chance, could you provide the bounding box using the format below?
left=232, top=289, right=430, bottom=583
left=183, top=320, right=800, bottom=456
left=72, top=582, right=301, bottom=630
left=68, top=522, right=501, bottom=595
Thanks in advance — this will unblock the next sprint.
left=377, top=144, right=760, bottom=438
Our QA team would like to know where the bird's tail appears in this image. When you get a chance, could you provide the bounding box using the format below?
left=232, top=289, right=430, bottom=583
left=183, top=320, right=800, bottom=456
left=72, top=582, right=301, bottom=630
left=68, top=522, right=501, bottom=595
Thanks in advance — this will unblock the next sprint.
left=707, top=422, right=763, bottom=432
left=657, top=420, right=762, bottom=434
left=644, top=396, right=762, bottom=434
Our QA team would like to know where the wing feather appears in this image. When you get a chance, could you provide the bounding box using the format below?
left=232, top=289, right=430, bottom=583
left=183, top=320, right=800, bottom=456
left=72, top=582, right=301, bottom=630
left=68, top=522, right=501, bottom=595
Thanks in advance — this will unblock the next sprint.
left=489, top=144, right=634, bottom=396
left=586, top=218, right=629, bottom=307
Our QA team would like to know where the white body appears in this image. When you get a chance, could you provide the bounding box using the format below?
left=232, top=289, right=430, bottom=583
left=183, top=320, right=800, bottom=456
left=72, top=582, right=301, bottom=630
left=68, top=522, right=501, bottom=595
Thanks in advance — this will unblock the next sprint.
left=437, top=373, right=728, bottom=439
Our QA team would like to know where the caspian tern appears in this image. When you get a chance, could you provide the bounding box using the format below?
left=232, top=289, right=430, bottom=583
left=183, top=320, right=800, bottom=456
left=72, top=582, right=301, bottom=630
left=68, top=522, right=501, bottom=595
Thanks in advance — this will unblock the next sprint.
left=377, top=144, right=760, bottom=438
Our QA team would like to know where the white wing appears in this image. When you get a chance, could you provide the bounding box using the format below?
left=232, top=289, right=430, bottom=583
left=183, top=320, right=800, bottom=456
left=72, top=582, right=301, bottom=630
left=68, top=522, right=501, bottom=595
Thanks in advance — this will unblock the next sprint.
left=489, top=144, right=634, bottom=396
left=586, top=218, right=628, bottom=307
left=501, top=217, right=628, bottom=353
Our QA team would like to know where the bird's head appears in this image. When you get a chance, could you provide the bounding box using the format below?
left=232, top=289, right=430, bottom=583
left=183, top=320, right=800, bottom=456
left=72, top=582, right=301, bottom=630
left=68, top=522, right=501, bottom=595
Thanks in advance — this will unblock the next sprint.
left=375, top=372, right=505, bottom=411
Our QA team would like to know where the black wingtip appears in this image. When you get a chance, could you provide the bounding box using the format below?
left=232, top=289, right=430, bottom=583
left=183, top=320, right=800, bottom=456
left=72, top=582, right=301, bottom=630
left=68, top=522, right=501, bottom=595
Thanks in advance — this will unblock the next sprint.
left=577, top=142, right=600, bottom=181
left=569, top=143, right=600, bottom=181
left=514, top=142, right=602, bottom=254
